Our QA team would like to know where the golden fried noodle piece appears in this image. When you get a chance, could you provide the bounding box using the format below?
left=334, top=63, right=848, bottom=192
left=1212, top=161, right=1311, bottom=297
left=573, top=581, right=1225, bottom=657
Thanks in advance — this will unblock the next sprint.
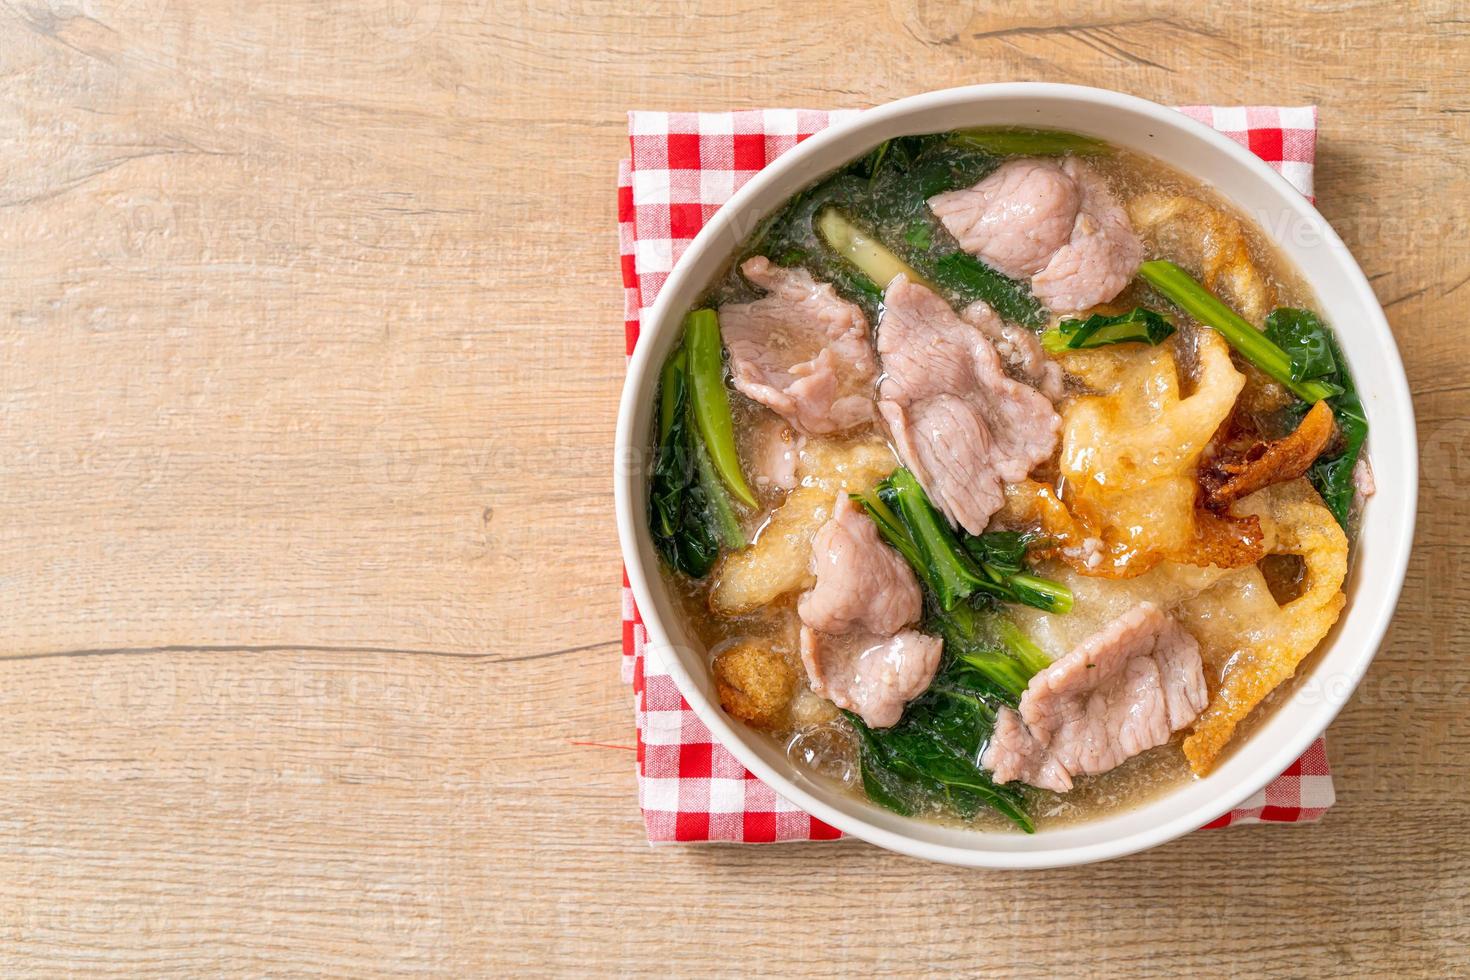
left=1006, top=477, right=1348, bottom=775
left=1128, top=190, right=1296, bottom=416
left=1178, top=478, right=1348, bottom=773
left=713, top=641, right=797, bottom=730
left=1007, top=558, right=1232, bottom=663
left=1002, top=329, right=1264, bottom=577
left=709, top=436, right=896, bottom=615
left=710, top=486, right=829, bottom=615
left=1127, top=192, right=1276, bottom=325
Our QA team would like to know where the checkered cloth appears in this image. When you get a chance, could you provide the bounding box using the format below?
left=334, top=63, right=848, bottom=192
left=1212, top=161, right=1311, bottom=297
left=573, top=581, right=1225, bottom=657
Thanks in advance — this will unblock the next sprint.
left=619, top=104, right=1335, bottom=843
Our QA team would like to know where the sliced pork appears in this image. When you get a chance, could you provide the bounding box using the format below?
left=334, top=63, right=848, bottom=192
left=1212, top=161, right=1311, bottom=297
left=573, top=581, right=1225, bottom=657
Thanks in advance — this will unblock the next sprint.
left=928, top=159, right=1080, bottom=278
left=799, top=627, right=942, bottom=729
left=982, top=603, right=1207, bottom=792
left=747, top=414, right=805, bottom=493
left=1030, top=160, right=1144, bottom=312
left=877, top=276, right=1061, bottom=535
left=961, top=300, right=1066, bottom=403
left=796, top=491, right=937, bottom=727
left=929, top=158, right=1142, bottom=314
left=719, top=257, right=877, bottom=435
left=798, top=492, right=922, bottom=637
left=984, top=707, right=1073, bottom=792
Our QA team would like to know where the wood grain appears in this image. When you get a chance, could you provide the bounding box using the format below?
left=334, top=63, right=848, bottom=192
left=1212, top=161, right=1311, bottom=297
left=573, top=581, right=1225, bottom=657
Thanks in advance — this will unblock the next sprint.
left=0, top=0, right=1466, bottom=974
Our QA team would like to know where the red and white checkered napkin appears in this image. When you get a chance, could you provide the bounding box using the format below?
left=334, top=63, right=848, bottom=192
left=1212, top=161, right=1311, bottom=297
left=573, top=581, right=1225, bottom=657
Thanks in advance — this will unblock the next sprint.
left=618, top=105, right=1335, bottom=843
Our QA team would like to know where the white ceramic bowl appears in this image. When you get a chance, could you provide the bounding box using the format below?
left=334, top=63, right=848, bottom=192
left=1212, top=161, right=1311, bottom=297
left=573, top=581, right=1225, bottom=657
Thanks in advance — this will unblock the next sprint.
left=613, top=83, right=1416, bottom=867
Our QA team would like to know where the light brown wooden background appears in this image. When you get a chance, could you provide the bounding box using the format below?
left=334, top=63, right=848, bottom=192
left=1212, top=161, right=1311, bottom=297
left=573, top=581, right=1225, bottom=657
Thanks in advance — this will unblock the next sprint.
left=1, top=0, right=1466, bottom=975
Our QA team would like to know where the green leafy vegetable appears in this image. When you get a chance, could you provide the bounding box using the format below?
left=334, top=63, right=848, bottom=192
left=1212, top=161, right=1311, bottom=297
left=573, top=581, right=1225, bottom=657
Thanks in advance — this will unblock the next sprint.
left=995, top=618, right=1052, bottom=677
left=845, top=686, right=1034, bottom=833
left=845, top=654, right=1037, bottom=831
left=1267, top=310, right=1369, bottom=528
left=849, top=139, right=893, bottom=183
left=1310, top=390, right=1367, bottom=528
left=846, top=136, right=918, bottom=183
left=846, top=135, right=949, bottom=185
left=903, top=220, right=933, bottom=252
left=878, top=139, right=1003, bottom=200
left=684, top=309, right=758, bottom=509
left=1264, top=308, right=1340, bottom=384
left=878, top=468, right=987, bottom=610
left=949, top=126, right=1109, bottom=157
left=929, top=601, right=1050, bottom=701
left=1005, top=573, right=1077, bottom=616
left=1041, top=307, right=1176, bottom=353
left=691, top=428, right=746, bottom=552
left=850, top=596, right=1049, bottom=832
left=1137, top=261, right=1340, bottom=403
left=961, top=530, right=1074, bottom=614
left=856, top=729, right=915, bottom=816
left=649, top=349, right=724, bottom=577
left=845, top=471, right=1063, bottom=830
left=960, top=530, right=1029, bottom=575
left=853, top=470, right=1074, bottom=615
left=848, top=484, right=923, bottom=571
left=1135, top=261, right=1368, bottom=528
left=850, top=469, right=1065, bottom=702
left=929, top=252, right=1046, bottom=327
left=648, top=313, right=756, bottom=577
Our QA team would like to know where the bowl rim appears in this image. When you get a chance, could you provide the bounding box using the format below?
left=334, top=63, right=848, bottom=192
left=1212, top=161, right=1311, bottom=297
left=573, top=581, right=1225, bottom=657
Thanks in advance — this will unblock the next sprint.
left=613, top=82, right=1417, bottom=868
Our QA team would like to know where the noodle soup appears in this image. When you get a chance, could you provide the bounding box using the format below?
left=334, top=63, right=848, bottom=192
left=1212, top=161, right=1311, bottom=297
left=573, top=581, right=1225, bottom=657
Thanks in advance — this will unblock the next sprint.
left=646, top=128, right=1365, bottom=832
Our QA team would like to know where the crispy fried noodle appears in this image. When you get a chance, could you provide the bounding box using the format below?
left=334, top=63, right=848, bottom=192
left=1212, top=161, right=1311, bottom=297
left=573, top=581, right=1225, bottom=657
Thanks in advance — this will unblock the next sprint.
left=1002, top=329, right=1266, bottom=578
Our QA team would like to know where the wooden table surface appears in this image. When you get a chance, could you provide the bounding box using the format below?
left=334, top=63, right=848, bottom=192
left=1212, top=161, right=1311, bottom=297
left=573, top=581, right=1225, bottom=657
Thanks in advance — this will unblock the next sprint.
left=2, top=0, right=1467, bottom=974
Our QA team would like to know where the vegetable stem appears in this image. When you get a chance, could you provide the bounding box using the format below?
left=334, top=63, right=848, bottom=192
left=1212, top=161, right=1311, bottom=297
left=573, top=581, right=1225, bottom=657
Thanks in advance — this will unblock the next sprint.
left=949, top=127, right=1108, bottom=157
left=857, top=469, right=1074, bottom=615
left=953, top=649, right=1033, bottom=701
left=994, top=618, right=1051, bottom=677
left=658, top=350, right=685, bottom=441
left=684, top=309, right=759, bottom=508
left=883, top=468, right=987, bottom=610
left=814, top=207, right=927, bottom=292
left=1042, top=307, right=1175, bottom=353
left=692, top=429, right=747, bottom=551
left=1138, top=261, right=1339, bottom=402
left=849, top=489, right=924, bottom=572
left=1006, top=572, right=1075, bottom=616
